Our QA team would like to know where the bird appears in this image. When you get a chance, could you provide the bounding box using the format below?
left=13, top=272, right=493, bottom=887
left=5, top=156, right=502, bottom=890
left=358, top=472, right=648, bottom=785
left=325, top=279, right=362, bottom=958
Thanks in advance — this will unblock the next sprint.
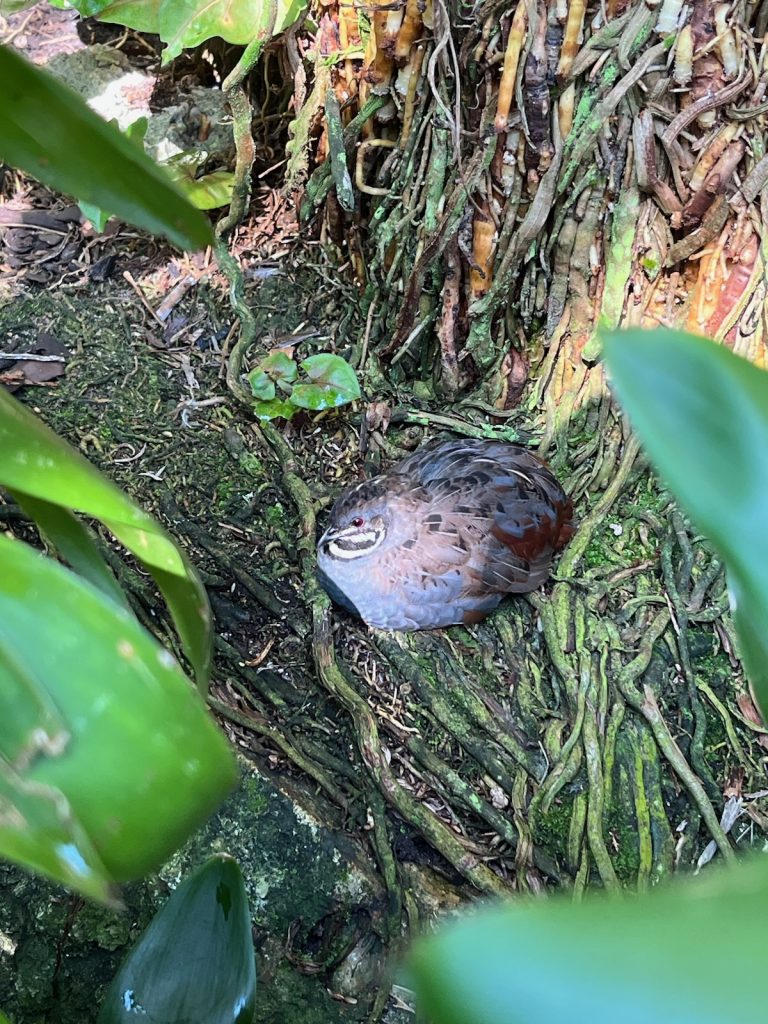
left=316, top=437, right=574, bottom=631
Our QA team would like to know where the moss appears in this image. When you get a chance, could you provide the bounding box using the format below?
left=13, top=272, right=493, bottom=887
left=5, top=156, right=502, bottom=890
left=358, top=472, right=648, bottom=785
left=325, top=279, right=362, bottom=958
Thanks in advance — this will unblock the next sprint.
left=603, top=726, right=642, bottom=885
left=255, top=955, right=353, bottom=1024
left=213, top=477, right=238, bottom=513
left=642, top=255, right=659, bottom=275
left=583, top=534, right=611, bottom=570
left=239, top=452, right=265, bottom=478
left=0, top=765, right=380, bottom=1024
left=161, top=766, right=375, bottom=933
left=0, top=865, right=159, bottom=1024
left=532, top=796, right=573, bottom=864
left=411, top=381, right=434, bottom=401
left=604, top=774, right=641, bottom=884
left=264, top=503, right=287, bottom=528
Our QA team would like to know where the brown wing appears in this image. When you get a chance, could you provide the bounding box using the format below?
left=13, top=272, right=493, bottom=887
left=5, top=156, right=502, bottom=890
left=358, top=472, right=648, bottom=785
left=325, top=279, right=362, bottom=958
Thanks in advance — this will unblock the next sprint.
left=391, top=438, right=573, bottom=602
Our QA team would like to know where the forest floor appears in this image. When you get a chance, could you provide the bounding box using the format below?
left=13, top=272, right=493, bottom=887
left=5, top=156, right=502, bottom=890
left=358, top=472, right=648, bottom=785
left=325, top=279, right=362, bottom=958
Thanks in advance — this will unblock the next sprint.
left=2, top=7, right=768, bottom=1023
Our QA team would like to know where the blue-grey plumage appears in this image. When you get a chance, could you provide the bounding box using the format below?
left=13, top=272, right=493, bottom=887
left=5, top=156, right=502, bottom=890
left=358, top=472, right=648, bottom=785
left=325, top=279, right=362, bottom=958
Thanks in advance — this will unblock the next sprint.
left=316, top=438, right=574, bottom=631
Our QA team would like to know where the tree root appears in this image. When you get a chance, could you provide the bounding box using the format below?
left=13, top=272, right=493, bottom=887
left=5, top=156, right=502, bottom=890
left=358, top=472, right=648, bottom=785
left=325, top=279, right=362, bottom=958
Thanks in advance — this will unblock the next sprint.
left=212, top=178, right=762, bottom=926
left=259, top=419, right=513, bottom=898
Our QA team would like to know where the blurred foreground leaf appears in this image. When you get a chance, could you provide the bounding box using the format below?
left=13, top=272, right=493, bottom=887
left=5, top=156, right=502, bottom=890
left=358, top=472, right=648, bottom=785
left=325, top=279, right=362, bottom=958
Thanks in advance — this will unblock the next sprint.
left=0, top=45, right=211, bottom=251
left=98, top=855, right=256, bottom=1023
left=0, top=386, right=212, bottom=686
left=602, top=328, right=768, bottom=714
left=79, top=116, right=149, bottom=231
left=411, top=856, right=768, bottom=1024
left=0, top=533, right=236, bottom=897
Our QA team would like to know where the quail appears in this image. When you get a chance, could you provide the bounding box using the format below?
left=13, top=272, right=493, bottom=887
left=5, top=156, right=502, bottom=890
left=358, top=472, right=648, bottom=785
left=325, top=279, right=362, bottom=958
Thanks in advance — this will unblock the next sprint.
left=317, top=437, right=574, bottom=631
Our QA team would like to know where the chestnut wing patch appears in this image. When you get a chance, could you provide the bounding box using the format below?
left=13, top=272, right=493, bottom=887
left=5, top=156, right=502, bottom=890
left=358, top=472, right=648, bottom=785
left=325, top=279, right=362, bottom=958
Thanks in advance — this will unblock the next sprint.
left=489, top=493, right=567, bottom=561
left=384, top=439, right=575, bottom=619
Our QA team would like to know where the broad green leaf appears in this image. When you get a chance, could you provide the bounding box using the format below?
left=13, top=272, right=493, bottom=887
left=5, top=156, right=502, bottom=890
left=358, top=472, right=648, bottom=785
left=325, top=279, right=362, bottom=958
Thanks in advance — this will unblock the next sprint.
left=164, top=153, right=236, bottom=210
left=0, top=751, right=115, bottom=904
left=291, top=354, right=361, bottom=410
left=260, top=350, right=298, bottom=383
left=0, top=1010, right=11, bottom=1023
left=0, top=46, right=211, bottom=251
left=72, top=0, right=309, bottom=61
left=98, top=855, right=256, bottom=1024
left=79, top=201, right=111, bottom=233
left=0, top=533, right=236, bottom=892
left=79, top=117, right=149, bottom=232
left=0, top=386, right=211, bottom=686
left=16, top=495, right=130, bottom=612
left=247, top=369, right=276, bottom=401
left=290, top=383, right=355, bottom=410
left=170, top=168, right=235, bottom=210
left=411, top=856, right=768, bottom=1024
left=301, top=353, right=361, bottom=394
left=253, top=397, right=297, bottom=421
left=602, top=328, right=768, bottom=713
left=125, top=116, right=150, bottom=145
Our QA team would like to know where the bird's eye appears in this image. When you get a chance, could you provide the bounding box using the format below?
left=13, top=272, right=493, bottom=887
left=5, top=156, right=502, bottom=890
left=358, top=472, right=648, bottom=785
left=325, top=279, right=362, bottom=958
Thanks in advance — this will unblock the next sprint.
left=351, top=516, right=364, bottom=528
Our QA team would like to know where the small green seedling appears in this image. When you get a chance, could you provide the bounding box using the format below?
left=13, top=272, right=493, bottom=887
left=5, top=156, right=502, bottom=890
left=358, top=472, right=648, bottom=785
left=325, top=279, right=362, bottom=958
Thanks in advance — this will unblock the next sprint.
left=248, top=351, right=361, bottom=421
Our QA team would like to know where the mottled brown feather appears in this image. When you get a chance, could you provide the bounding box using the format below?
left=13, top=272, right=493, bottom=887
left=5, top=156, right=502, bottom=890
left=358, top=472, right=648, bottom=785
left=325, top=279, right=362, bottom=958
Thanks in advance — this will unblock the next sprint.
left=317, top=438, right=574, bottom=630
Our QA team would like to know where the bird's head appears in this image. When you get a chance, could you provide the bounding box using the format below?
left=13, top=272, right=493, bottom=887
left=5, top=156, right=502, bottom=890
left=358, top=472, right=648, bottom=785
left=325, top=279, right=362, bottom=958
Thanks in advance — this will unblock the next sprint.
left=318, top=479, right=391, bottom=562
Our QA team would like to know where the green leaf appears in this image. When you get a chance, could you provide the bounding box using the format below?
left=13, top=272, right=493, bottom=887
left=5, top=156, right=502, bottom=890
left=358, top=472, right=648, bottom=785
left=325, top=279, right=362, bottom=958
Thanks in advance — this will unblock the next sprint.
left=125, top=116, right=149, bottom=144
left=252, top=397, right=297, bottom=421
left=15, top=494, right=130, bottom=612
left=260, top=350, right=298, bottom=383
left=602, top=328, right=768, bottom=713
left=0, top=1010, right=12, bottom=1023
left=74, top=0, right=309, bottom=61
left=0, top=751, right=115, bottom=904
left=0, top=534, right=236, bottom=893
left=289, top=383, right=351, bottom=410
left=164, top=153, right=236, bottom=210
left=411, top=856, right=768, bottom=1024
left=291, top=354, right=361, bottom=410
left=0, top=386, right=212, bottom=687
left=173, top=168, right=235, bottom=210
left=0, top=46, right=211, bottom=251
left=319, top=45, right=365, bottom=66
left=301, top=353, right=361, bottom=393
left=97, top=855, right=255, bottom=1024
left=79, top=201, right=112, bottom=233
left=78, top=117, right=150, bottom=231
left=247, top=369, right=276, bottom=401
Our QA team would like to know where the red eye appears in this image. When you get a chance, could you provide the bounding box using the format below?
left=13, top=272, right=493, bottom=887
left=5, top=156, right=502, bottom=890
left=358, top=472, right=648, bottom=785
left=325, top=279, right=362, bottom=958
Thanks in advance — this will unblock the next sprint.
left=351, top=516, right=364, bottom=528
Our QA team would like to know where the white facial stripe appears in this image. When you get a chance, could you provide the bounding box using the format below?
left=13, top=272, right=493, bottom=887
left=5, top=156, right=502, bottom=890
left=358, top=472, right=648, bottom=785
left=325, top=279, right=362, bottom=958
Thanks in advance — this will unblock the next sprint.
left=328, top=530, right=385, bottom=560
left=329, top=542, right=366, bottom=560
left=343, top=531, right=378, bottom=546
